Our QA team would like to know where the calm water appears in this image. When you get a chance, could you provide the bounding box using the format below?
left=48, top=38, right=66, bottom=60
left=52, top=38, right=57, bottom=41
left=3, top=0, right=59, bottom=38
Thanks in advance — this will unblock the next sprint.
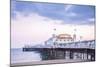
left=11, top=48, right=91, bottom=64
left=11, top=48, right=41, bottom=64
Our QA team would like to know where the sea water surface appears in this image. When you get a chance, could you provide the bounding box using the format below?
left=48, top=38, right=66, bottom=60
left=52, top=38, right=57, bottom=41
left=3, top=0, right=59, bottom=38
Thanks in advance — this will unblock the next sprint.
left=11, top=48, right=41, bottom=64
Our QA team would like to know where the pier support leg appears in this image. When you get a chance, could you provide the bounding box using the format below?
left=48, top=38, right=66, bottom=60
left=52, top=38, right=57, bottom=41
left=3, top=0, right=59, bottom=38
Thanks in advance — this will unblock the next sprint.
left=90, top=50, right=95, bottom=61
left=70, top=50, right=74, bottom=59
left=81, top=53, right=84, bottom=60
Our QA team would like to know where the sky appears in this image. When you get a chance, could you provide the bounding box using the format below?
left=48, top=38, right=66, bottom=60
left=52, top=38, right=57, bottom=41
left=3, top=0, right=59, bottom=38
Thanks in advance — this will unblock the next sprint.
left=11, top=0, right=95, bottom=48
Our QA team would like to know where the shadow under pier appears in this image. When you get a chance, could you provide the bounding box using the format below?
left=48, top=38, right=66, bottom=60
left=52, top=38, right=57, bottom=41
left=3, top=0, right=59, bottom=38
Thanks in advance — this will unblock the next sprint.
left=37, top=48, right=95, bottom=61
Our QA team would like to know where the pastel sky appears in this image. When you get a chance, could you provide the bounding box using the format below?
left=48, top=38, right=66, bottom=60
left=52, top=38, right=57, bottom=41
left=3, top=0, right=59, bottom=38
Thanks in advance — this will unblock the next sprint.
left=11, top=0, right=95, bottom=48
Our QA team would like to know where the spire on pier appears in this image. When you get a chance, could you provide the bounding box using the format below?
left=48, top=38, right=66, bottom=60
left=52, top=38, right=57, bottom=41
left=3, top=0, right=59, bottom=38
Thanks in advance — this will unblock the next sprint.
left=73, top=28, right=77, bottom=41
left=52, top=28, right=56, bottom=38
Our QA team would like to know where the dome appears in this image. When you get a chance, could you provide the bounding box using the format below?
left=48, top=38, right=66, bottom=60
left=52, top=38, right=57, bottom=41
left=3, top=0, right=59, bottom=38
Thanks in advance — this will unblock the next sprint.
left=57, top=34, right=73, bottom=39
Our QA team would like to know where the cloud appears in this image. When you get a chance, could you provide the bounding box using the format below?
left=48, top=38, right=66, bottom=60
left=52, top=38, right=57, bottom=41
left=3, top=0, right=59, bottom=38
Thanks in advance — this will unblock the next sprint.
left=66, top=12, right=78, bottom=17
left=88, top=18, right=95, bottom=22
left=64, top=5, right=79, bottom=18
left=11, top=1, right=95, bottom=25
left=65, top=5, right=73, bottom=12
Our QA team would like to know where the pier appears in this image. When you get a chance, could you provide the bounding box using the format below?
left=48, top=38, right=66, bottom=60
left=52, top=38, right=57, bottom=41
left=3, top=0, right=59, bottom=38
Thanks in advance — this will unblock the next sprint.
left=23, top=40, right=95, bottom=61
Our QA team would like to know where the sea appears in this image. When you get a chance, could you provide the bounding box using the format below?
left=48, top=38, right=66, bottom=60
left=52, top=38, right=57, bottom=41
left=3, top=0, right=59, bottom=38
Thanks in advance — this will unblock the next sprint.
left=11, top=48, right=41, bottom=64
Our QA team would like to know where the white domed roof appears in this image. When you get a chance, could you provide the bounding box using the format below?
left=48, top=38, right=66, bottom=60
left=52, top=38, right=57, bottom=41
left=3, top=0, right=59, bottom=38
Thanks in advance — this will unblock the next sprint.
left=57, top=34, right=73, bottom=39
